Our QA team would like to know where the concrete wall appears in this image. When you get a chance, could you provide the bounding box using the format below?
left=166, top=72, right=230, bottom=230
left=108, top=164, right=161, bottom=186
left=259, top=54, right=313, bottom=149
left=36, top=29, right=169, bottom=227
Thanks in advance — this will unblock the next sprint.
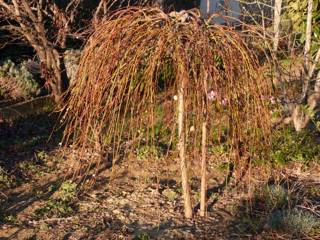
left=0, top=95, right=55, bottom=119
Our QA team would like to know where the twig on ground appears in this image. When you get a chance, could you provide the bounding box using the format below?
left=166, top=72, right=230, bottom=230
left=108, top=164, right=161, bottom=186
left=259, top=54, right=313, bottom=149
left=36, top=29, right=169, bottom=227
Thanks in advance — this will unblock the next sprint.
left=28, top=216, right=78, bottom=225
left=0, top=191, right=8, bottom=198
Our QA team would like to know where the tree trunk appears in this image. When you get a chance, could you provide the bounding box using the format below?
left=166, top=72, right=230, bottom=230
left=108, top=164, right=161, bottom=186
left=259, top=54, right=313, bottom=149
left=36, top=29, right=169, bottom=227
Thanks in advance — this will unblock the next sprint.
left=178, top=74, right=193, bottom=219
left=0, top=0, right=75, bottom=105
left=315, top=71, right=320, bottom=98
left=273, top=0, right=282, bottom=53
left=38, top=47, right=69, bottom=105
left=304, top=0, right=313, bottom=69
left=200, top=104, right=207, bottom=217
left=292, top=0, right=316, bottom=131
left=273, top=0, right=282, bottom=85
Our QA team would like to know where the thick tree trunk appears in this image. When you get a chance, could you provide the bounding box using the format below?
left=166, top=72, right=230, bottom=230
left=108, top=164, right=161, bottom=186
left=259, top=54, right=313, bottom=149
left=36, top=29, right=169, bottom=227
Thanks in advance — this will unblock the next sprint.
left=38, top=48, right=69, bottom=105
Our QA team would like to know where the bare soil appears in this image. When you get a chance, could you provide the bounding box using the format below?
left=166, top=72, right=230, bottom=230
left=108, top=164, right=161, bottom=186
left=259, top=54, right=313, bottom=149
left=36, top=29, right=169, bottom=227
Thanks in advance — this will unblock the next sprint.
left=1, top=141, right=320, bottom=240
left=1, top=89, right=320, bottom=240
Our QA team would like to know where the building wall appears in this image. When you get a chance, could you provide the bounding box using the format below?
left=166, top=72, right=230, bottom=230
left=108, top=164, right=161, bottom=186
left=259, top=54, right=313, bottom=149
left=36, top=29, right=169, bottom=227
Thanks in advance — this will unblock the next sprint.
left=200, top=0, right=241, bottom=25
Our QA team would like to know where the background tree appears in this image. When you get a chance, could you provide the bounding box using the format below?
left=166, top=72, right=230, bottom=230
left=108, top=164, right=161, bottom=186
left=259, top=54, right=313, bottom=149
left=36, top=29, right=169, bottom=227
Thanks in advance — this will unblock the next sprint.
left=285, top=0, right=320, bottom=131
left=238, top=0, right=274, bottom=26
left=0, top=0, right=201, bottom=104
left=237, top=0, right=320, bottom=131
left=0, top=0, right=85, bottom=103
left=270, top=0, right=320, bottom=131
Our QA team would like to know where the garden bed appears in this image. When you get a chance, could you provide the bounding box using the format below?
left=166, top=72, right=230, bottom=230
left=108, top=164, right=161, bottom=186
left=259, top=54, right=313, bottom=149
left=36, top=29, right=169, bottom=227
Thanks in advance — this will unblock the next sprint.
left=0, top=110, right=320, bottom=240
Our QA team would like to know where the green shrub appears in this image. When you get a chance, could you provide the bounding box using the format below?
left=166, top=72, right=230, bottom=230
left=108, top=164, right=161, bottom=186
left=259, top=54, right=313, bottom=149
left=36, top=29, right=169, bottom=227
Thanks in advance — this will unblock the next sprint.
left=0, top=59, right=39, bottom=99
left=260, top=185, right=289, bottom=211
left=268, top=209, right=319, bottom=237
left=271, top=126, right=320, bottom=166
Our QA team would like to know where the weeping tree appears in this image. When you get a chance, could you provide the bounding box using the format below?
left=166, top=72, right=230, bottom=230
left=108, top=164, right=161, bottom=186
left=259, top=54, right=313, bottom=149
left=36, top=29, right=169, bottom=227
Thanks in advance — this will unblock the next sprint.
left=61, top=7, right=275, bottom=218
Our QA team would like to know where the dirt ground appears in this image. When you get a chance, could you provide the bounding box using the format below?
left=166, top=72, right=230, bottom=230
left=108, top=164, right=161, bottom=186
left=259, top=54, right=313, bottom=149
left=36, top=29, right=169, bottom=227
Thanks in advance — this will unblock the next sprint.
left=1, top=141, right=320, bottom=240
left=0, top=146, right=243, bottom=240
left=1, top=85, right=320, bottom=240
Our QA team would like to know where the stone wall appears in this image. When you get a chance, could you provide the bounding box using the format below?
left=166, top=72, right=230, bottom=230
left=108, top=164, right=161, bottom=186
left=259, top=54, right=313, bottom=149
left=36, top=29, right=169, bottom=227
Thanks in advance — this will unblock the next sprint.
left=0, top=95, right=55, bottom=119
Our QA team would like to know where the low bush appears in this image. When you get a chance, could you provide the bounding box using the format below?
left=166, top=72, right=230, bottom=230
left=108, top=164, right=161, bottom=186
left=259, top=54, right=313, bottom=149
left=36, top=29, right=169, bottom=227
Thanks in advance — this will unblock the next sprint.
left=260, top=185, right=290, bottom=211
left=0, top=59, right=39, bottom=100
left=268, top=209, right=319, bottom=237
